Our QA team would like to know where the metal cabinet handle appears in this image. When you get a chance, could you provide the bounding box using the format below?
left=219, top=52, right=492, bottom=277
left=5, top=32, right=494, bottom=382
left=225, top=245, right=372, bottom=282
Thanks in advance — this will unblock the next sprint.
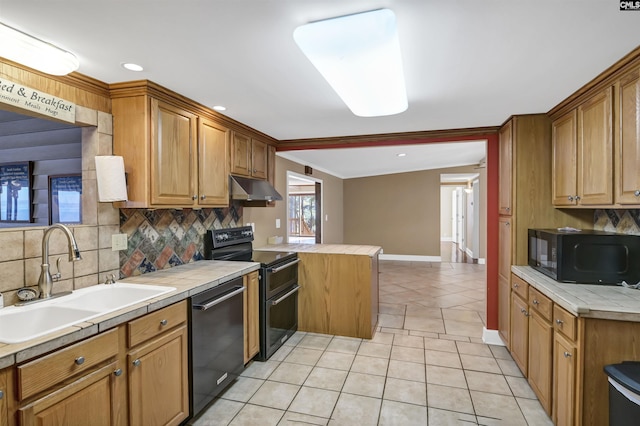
left=192, top=195, right=197, bottom=200
left=505, top=221, right=510, bottom=226
left=200, top=195, right=206, bottom=200
left=0, top=390, right=4, bottom=400
left=568, top=195, right=574, bottom=201
left=575, top=195, right=581, bottom=201
left=635, top=190, right=640, bottom=197
left=132, top=359, right=141, bottom=367
left=533, top=299, right=539, bottom=305
left=556, top=319, right=564, bottom=325
left=564, top=352, right=572, bottom=358
left=75, top=356, right=85, bottom=365
left=114, top=368, right=123, bottom=377
left=505, top=207, right=510, bottom=212
left=513, top=283, right=519, bottom=289
left=160, top=319, right=168, bottom=326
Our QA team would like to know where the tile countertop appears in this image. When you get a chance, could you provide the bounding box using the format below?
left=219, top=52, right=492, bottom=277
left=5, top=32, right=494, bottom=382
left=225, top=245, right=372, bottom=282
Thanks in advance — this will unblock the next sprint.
left=0, top=260, right=260, bottom=370
left=512, top=265, right=640, bottom=322
left=256, top=243, right=382, bottom=256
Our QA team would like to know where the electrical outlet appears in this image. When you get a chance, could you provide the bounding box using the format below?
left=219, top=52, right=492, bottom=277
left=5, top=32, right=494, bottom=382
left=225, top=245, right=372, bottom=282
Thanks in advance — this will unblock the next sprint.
left=276, top=219, right=281, bottom=228
left=112, top=234, right=128, bottom=251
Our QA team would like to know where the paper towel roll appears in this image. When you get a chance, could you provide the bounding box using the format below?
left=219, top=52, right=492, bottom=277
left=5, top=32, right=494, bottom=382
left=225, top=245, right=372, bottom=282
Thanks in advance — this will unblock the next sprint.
left=95, top=156, right=128, bottom=202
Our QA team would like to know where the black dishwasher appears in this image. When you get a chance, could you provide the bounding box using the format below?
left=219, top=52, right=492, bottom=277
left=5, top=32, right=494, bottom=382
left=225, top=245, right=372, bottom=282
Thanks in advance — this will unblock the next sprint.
left=188, top=277, right=245, bottom=418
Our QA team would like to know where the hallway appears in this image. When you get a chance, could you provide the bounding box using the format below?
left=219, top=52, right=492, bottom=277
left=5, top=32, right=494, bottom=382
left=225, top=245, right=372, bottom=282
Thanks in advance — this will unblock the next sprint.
left=192, top=260, right=551, bottom=425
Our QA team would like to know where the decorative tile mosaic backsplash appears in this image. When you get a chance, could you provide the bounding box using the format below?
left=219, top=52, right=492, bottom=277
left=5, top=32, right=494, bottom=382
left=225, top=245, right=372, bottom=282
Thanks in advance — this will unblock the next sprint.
left=594, top=209, right=640, bottom=235
left=119, top=204, right=242, bottom=277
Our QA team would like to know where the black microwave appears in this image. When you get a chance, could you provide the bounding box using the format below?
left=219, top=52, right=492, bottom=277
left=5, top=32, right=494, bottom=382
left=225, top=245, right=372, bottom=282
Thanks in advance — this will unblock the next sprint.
left=528, top=228, right=640, bottom=284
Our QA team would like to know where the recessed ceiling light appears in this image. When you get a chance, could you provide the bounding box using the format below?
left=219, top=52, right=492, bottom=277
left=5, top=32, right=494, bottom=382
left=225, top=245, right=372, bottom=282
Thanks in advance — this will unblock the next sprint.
left=397, top=153, right=406, bottom=157
left=213, top=105, right=227, bottom=111
left=294, top=8, right=408, bottom=117
left=122, top=63, right=144, bottom=72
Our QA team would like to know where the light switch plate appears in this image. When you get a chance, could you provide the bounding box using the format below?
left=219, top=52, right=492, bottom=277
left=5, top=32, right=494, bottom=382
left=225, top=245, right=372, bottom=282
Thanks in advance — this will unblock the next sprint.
left=276, top=218, right=281, bottom=228
left=112, top=234, right=128, bottom=251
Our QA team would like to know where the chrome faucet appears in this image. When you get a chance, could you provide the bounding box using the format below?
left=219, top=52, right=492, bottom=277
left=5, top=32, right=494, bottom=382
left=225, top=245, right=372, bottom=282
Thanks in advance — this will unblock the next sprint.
left=38, top=224, right=82, bottom=299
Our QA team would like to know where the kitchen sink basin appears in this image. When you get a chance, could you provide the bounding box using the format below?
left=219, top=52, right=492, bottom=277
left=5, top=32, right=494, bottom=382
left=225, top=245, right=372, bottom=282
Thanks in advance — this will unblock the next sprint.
left=0, top=283, right=176, bottom=344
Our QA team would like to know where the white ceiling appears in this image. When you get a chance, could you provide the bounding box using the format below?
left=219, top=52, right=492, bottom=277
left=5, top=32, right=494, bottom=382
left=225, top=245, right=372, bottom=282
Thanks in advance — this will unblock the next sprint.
left=2, top=1, right=640, bottom=178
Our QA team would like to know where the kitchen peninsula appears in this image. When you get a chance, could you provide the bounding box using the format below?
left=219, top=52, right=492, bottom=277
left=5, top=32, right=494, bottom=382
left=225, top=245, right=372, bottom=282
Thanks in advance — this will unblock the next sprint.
left=258, top=243, right=381, bottom=339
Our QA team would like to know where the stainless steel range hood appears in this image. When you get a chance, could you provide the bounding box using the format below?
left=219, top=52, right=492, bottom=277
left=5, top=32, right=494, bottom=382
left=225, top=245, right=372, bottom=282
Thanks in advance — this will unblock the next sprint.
left=230, top=175, right=282, bottom=201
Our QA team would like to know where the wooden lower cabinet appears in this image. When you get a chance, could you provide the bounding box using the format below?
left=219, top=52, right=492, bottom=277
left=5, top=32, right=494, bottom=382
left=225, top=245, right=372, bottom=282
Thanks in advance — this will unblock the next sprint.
left=244, top=270, right=260, bottom=363
left=128, top=325, right=189, bottom=426
left=510, top=292, right=529, bottom=375
left=528, top=310, right=553, bottom=415
left=19, top=361, right=124, bottom=426
left=9, top=300, right=189, bottom=426
left=553, top=332, right=577, bottom=426
left=127, top=300, right=189, bottom=426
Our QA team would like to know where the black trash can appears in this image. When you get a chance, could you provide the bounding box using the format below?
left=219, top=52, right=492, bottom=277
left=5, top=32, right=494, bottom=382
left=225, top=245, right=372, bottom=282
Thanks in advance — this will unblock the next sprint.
left=604, top=361, right=640, bottom=426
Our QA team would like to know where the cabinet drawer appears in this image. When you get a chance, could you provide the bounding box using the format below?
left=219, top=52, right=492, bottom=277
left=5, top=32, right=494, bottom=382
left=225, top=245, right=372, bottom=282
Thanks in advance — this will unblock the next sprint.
left=18, top=328, right=119, bottom=401
left=529, top=287, right=552, bottom=322
left=128, top=300, right=187, bottom=348
left=511, top=275, right=528, bottom=300
left=553, top=305, right=577, bottom=341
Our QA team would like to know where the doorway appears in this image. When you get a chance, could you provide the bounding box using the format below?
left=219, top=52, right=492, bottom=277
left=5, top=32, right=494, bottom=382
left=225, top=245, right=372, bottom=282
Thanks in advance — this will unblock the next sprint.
left=440, top=174, right=480, bottom=263
left=287, top=171, right=322, bottom=244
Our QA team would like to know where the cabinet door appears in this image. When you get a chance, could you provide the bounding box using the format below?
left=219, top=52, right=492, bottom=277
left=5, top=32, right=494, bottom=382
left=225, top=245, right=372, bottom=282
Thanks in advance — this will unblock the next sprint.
left=577, top=87, right=613, bottom=205
left=499, top=120, right=513, bottom=215
left=150, top=98, right=198, bottom=205
left=230, top=131, right=251, bottom=176
left=617, top=67, right=640, bottom=204
left=553, top=333, right=577, bottom=426
left=244, top=271, right=260, bottom=363
left=498, top=276, right=511, bottom=348
left=528, top=312, right=553, bottom=415
left=510, top=292, right=528, bottom=375
left=19, top=362, right=125, bottom=426
left=198, top=118, right=230, bottom=206
left=128, top=325, right=189, bottom=426
left=1, top=367, right=16, bottom=426
left=498, top=217, right=512, bottom=347
left=251, top=139, right=268, bottom=179
left=552, top=110, right=578, bottom=206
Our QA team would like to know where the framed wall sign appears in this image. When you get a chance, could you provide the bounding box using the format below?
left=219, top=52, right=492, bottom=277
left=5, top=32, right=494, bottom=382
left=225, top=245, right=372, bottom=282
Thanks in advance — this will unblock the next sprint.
left=49, top=174, right=82, bottom=224
left=0, top=162, right=33, bottom=223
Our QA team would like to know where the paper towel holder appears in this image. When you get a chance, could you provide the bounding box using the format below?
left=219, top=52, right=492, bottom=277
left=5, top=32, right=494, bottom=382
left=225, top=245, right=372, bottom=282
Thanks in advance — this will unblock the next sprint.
left=95, top=156, right=128, bottom=202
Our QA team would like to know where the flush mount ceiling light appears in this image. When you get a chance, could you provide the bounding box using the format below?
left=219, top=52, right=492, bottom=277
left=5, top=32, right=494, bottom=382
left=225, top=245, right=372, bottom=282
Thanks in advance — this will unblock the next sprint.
left=0, top=22, right=79, bottom=76
left=213, top=105, right=227, bottom=111
left=294, top=8, right=408, bottom=117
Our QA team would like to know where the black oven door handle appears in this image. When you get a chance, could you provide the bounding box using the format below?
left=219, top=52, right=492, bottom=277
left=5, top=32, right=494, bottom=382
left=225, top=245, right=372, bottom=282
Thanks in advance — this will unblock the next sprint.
left=268, top=258, right=301, bottom=273
left=270, top=285, right=300, bottom=306
left=193, top=286, right=245, bottom=311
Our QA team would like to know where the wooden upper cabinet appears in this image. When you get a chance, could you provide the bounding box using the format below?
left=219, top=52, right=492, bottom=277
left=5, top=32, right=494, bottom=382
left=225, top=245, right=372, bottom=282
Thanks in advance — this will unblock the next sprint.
left=230, top=131, right=251, bottom=176
left=552, top=110, right=578, bottom=206
left=150, top=98, right=198, bottom=205
left=577, top=87, right=613, bottom=205
left=230, top=131, right=269, bottom=179
left=616, top=66, right=640, bottom=204
left=251, top=138, right=267, bottom=179
left=499, top=120, right=513, bottom=215
left=198, top=118, right=229, bottom=206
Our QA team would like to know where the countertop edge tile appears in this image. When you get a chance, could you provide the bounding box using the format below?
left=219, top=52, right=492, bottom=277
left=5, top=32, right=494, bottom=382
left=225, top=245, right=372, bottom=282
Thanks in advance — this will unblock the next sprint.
left=0, top=260, right=261, bottom=367
left=512, top=266, right=640, bottom=319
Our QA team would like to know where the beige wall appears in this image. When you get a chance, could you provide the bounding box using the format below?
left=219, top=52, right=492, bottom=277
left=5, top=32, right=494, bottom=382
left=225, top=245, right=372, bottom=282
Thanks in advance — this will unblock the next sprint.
left=243, top=156, right=344, bottom=247
left=343, top=165, right=482, bottom=257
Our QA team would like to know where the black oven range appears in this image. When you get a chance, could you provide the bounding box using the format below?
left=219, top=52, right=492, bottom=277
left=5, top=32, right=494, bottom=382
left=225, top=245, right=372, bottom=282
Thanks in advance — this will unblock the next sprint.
left=203, top=226, right=300, bottom=361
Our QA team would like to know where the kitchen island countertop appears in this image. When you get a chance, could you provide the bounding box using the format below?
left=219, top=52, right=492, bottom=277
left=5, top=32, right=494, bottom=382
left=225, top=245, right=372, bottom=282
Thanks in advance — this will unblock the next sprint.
left=257, top=243, right=381, bottom=256
left=0, top=260, right=260, bottom=369
left=512, top=265, right=640, bottom=321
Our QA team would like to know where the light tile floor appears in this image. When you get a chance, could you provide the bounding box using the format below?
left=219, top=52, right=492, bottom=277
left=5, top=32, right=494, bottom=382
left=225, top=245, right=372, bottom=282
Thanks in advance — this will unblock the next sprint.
left=191, top=260, right=553, bottom=426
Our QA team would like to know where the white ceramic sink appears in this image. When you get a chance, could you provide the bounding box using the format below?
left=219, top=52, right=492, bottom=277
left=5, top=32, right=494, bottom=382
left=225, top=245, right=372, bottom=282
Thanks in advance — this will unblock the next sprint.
left=0, top=283, right=176, bottom=344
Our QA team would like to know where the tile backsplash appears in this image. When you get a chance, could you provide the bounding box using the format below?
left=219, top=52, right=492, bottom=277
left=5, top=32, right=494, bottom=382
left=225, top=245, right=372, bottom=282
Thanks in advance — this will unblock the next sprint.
left=119, top=204, right=243, bottom=277
left=594, top=209, right=640, bottom=235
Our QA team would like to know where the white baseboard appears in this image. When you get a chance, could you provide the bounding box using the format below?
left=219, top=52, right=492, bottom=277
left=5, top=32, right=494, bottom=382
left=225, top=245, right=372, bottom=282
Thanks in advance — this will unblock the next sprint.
left=478, top=258, right=486, bottom=265
left=482, top=327, right=505, bottom=346
left=379, top=254, right=442, bottom=262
